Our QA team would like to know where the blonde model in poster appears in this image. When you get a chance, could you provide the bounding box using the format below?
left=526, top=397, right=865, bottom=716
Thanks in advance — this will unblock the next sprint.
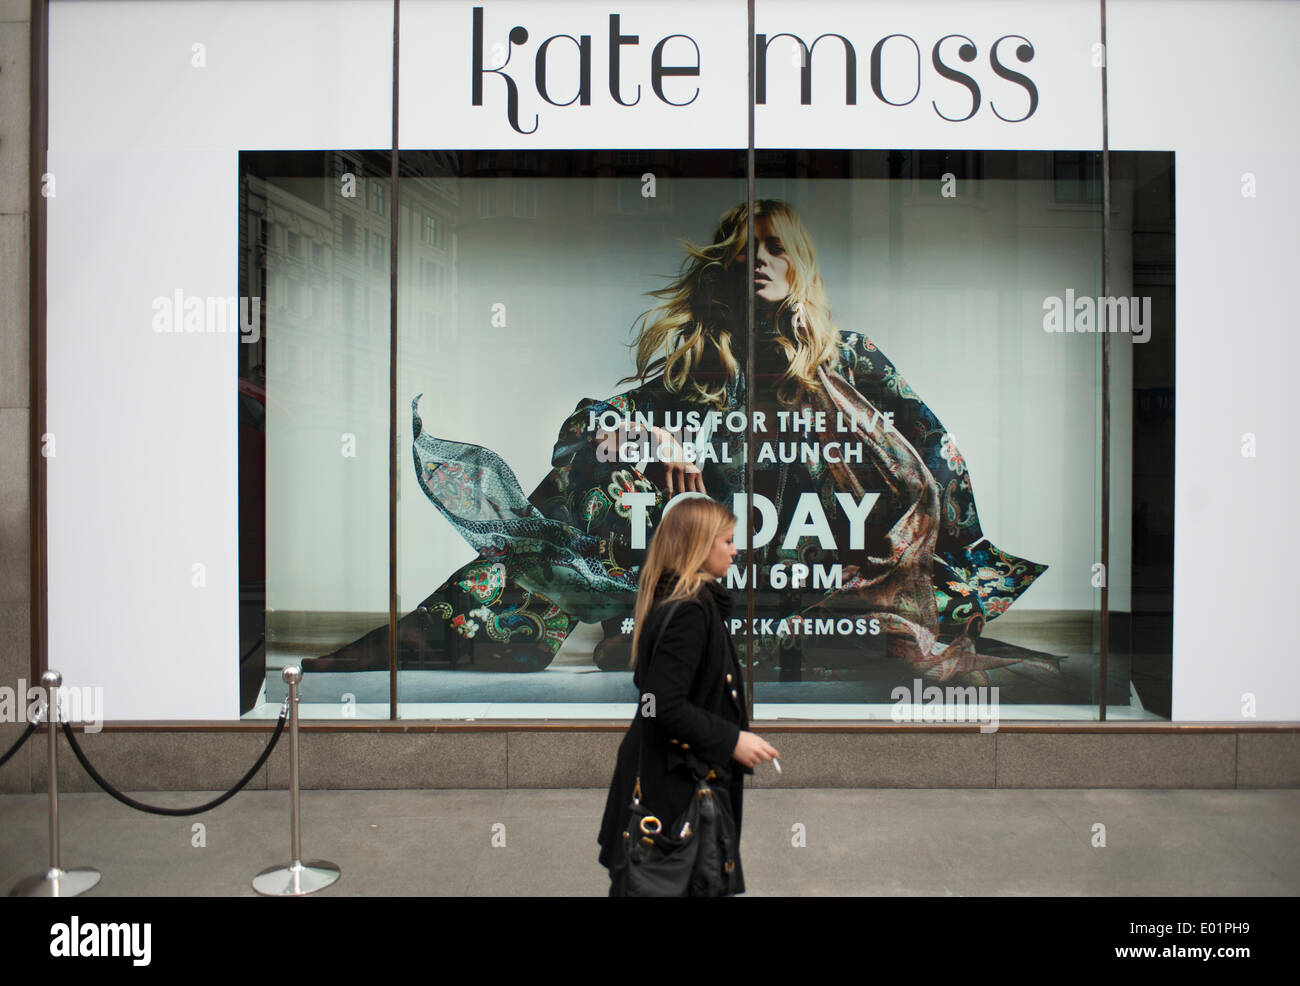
left=307, top=200, right=1053, bottom=685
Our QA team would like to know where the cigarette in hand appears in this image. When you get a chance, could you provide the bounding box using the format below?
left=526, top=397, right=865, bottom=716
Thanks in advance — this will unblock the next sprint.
left=772, top=758, right=782, bottom=774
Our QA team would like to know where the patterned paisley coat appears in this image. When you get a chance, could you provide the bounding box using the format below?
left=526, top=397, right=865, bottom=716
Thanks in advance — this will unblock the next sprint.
left=373, top=329, right=1051, bottom=683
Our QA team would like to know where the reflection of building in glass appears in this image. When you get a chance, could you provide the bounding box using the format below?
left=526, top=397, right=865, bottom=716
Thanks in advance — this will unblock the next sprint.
left=239, top=152, right=462, bottom=415
left=238, top=152, right=464, bottom=672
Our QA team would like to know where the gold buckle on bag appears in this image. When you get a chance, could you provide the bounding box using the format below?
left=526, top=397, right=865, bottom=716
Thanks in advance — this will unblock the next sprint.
left=639, top=815, right=662, bottom=835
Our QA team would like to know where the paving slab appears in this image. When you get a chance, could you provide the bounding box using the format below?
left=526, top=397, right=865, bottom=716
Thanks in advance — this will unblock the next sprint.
left=2, top=788, right=1296, bottom=896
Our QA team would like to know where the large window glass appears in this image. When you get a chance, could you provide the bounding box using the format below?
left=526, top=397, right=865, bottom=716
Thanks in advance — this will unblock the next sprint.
left=240, top=153, right=394, bottom=719
left=735, top=151, right=1170, bottom=722
left=390, top=154, right=746, bottom=716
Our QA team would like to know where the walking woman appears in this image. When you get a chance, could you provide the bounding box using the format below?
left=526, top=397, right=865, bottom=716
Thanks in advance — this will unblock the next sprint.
left=597, top=494, right=779, bottom=896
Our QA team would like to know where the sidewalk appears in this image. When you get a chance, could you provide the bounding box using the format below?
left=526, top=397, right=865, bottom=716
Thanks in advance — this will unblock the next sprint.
left=2, top=788, right=1296, bottom=896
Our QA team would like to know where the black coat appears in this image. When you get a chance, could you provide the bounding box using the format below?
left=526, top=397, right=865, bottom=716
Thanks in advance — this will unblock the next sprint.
left=597, top=577, right=750, bottom=889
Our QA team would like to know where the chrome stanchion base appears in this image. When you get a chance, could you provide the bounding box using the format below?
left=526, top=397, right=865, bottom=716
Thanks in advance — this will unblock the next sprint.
left=252, top=859, right=340, bottom=897
left=10, top=866, right=101, bottom=897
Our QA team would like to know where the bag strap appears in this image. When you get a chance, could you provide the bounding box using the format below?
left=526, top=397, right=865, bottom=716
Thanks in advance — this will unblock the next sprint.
left=632, top=598, right=684, bottom=806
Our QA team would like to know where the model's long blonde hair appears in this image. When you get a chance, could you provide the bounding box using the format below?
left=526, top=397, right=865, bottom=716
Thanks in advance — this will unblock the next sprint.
left=625, top=199, right=839, bottom=407
left=630, top=496, right=737, bottom=664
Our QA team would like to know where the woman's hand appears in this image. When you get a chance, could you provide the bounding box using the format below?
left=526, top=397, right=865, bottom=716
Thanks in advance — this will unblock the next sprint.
left=732, top=730, right=780, bottom=769
left=593, top=424, right=703, bottom=497
left=645, top=426, right=706, bottom=497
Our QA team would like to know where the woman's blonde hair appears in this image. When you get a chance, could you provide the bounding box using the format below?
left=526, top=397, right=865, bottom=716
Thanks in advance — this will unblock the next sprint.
left=630, top=495, right=737, bottom=664
left=624, top=199, right=839, bottom=407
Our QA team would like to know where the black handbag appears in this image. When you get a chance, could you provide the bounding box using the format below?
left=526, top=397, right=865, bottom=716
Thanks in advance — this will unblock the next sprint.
left=615, top=770, right=740, bottom=897
left=610, top=602, right=742, bottom=897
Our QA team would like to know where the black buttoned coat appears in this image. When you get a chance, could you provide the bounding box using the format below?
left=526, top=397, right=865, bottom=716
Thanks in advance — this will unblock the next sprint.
left=597, top=577, right=750, bottom=891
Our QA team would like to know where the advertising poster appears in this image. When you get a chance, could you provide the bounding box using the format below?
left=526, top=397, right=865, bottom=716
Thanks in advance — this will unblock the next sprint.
left=242, top=148, right=1173, bottom=719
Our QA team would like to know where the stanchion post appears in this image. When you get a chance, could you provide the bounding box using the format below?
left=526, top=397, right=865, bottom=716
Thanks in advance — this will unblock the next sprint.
left=10, top=670, right=101, bottom=897
left=252, top=666, right=340, bottom=896
left=289, top=666, right=302, bottom=865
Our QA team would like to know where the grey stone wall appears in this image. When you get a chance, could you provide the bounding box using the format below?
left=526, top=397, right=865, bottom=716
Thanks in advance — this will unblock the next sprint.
left=0, top=2, right=31, bottom=796
left=2, top=726, right=1298, bottom=793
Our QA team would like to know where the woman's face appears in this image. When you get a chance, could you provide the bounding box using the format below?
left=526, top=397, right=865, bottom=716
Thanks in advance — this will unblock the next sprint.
left=703, top=524, right=738, bottom=579
left=753, top=221, right=792, bottom=304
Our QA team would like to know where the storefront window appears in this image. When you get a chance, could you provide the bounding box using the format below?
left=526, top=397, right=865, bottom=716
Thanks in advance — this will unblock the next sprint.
left=231, top=1, right=1176, bottom=722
